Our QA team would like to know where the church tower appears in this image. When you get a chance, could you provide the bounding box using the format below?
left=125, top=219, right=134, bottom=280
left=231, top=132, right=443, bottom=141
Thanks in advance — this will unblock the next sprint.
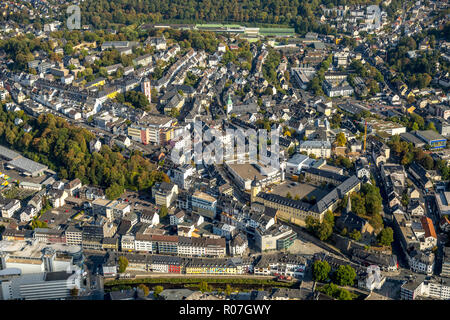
left=226, top=94, right=233, bottom=115
left=250, top=176, right=261, bottom=203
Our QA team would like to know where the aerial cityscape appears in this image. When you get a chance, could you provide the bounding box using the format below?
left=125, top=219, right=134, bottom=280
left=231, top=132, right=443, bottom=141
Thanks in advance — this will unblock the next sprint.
left=0, top=0, right=448, bottom=303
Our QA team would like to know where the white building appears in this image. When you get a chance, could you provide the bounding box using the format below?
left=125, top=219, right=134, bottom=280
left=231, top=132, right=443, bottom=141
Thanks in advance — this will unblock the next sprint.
left=0, top=269, right=81, bottom=300
left=286, top=154, right=315, bottom=175
left=299, top=140, right=332, bottom=158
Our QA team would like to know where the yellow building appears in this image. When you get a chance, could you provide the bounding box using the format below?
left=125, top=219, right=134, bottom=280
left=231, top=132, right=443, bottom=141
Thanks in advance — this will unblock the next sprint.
left=253, top=175, right=361, bottom=227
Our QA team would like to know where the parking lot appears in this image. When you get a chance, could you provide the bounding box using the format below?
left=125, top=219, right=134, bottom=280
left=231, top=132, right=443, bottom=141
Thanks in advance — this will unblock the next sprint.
left=288, top=239, right=329, bottom=256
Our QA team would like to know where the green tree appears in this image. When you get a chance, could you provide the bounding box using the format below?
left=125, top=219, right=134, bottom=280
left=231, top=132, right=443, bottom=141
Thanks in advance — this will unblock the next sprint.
left=324, top=211, right=334, bottom=226
left=349, top=229, right=362, bottom=241
left=105, top=183, right=124, bottom=200
left=338, top=288, right=353, bottom=300
left=198, top=281, right=210, bottom=293
left=224, top=284, right=233, bottom=296
left=159, top=205, right=168, bottom=219
left=153, top=285, right=164, bottom=298
left=118, top=256, right=129, bottom=273
left=335, top=132, right=347, bottom=147
left=334, top=265, right=357, bottom=286
left=378, top=227, right=394, bottom=247
left=312, top=260, right=331, bottom=282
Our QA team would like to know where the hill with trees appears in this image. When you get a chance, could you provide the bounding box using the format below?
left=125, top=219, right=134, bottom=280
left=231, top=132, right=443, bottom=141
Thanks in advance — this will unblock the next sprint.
left=0, top=107, right=169, bottom=199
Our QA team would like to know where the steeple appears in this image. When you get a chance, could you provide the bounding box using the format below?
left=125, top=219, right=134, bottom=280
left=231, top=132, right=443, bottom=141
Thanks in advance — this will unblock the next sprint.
left=251, top=175, right=258, bottom=187
left=346, top=196, right=352, bottom=214
left=226, top=94, right=233, bottom=114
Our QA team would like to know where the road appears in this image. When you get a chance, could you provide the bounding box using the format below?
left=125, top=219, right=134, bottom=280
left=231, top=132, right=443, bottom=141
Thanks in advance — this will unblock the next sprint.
left=80, top=254, right=106, bottom=300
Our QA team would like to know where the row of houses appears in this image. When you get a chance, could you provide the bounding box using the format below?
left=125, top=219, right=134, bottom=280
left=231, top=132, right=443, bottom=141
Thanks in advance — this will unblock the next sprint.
left=102, top=252, right=307, bottom=278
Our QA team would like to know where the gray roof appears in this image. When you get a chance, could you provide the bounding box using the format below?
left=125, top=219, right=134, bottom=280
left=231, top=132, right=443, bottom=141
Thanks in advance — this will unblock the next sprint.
left=0, top=145, right=21, bottom=160
left=8, top=157, right=48, bottom=174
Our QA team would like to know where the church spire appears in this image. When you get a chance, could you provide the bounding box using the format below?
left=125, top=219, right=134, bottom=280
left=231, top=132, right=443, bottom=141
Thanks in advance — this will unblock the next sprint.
left=346, top=196, right=352, bottom=214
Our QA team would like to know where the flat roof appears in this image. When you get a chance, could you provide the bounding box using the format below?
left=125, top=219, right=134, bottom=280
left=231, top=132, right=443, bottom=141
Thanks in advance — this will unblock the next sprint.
left=417, top=130, right=446, bottom=142
left=227, top=163, right=266, bottom=182
left=192, top=191, right=216, bottom=203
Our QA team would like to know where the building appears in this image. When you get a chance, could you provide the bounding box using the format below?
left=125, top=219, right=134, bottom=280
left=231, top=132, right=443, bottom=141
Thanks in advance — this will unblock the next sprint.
left=409, top=250, right=435, bottom=275
left=435, top=191, right=450, bottom=217
left=286, top=154, right=315, bottom=175
left=415, top=130, right=447, bottom=150
left=253, top=175, right=361, bottom=227
left=229, top=233, right=248, bottom=256
left=400, top=275, right=427, bottom=300
left=82, top=225, right=104, bottom=250
left=254, top=224, right=297, bottom=252
left=140, top=209, right=160, bottom=227
left=299, top=140, right=332, bottom=158
left=191, top=191, right=217, bottom=220
left=442, top=247, right=450, bottom=278
left=152, top=182, right=179, bottom=207
left=170, top=210, right=185, bottom=226
left=65, top=226, right=82, bottom=245
left=127, top=125, right=150, bottom=145
left=141, top=78, right=151, bottom=103
left=0, top=269, right=81, bottom=300
left=253, top=253, right=307, bottom=279
left=5, top=156, right=48, bottom=177
left=0, top=199, right=21, bottom=218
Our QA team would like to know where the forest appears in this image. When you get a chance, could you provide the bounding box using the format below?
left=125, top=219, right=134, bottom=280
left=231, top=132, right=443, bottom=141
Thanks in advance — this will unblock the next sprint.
left=0, top=107, right=169, bottom=199
left=77, top=0, right=380, bottom=35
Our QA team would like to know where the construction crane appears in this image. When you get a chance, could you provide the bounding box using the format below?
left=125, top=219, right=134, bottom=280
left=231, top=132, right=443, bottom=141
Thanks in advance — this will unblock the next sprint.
left=363, top=120, right=367, bottom=154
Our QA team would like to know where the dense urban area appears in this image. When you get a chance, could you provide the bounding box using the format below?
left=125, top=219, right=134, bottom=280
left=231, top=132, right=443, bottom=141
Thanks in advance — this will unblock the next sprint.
left=0, top=0, right=448, bottom=301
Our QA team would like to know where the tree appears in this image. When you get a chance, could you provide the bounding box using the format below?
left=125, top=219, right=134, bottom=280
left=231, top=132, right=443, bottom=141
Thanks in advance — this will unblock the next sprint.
left=338, top=288, right=353, bottom=300
left=427, top=121, right=437, bottom=132
left=334, top=265, right=357, bottom=286
left=305, top=216, right=319, bottom=234
left=286, top=192, right=292, bottom=199
left=324, top=211, right=334, bottom=226
left=159, top=205, right=168, bottom=219
left=378, top=227, right=394, bottom=246
left=198, top=281, right=210, bottom=293
left=335, top=132, right=347, bottom=147
left=312, top=260, right=331, bottom=282
left=317, top=221, right=333, bottom=241
left=153, top=285, right=164, bottom=298
left=224, top=284, right=233, bottom=296
left=105, top=183, right=124, bottom=200
left=138, top=284, right=150, bottom=297
left=118, top=256, right=128, bottom=273
left=349, top=229, right=362, bottom=241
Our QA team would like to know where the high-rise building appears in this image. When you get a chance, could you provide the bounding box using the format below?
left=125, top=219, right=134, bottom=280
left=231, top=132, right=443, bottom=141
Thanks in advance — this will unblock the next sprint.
left=141, top=78, right=152, bottom=103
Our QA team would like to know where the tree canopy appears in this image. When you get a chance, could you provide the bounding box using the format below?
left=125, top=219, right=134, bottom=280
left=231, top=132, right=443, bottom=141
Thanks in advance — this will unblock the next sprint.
left=312, top=260, right=331, bottom=283
left=118, top=256, right=129, bottom=273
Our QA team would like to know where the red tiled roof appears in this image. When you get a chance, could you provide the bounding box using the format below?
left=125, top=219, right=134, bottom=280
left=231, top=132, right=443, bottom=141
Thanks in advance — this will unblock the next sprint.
left=421, top=216, right=437, bottom=239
